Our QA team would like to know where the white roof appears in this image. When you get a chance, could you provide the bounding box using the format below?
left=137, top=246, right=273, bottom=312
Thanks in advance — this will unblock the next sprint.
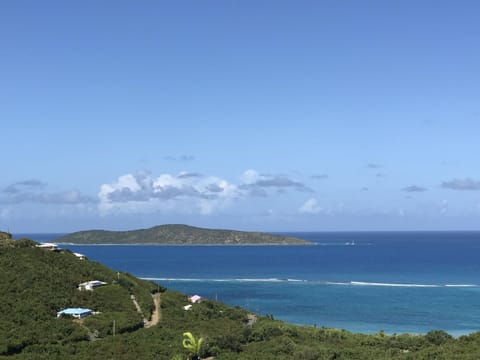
left=36, top=243, right=58, bottom=248
left=79, top=280, right=107, bottom=287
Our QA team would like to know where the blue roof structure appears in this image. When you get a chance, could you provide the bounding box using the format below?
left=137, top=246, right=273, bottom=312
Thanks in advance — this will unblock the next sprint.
left=57, top=308, right=93, bottom=318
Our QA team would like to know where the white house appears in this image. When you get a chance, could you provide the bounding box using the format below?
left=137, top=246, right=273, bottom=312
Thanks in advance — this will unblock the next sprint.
left=73, top=252, right=86, bottom=260
left=36, top=243, right=59, bottom=251
left=78, top=280, right=107, bottom=291
left=183, top=304, right=193, bottom=311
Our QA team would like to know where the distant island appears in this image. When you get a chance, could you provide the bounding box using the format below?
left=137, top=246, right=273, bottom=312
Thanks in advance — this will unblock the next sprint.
left=55, top=224, right=312, bottom=245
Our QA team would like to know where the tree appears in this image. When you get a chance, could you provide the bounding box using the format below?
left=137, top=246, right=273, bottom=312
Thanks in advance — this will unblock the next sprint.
left=182, top=332, right=203, bottom=360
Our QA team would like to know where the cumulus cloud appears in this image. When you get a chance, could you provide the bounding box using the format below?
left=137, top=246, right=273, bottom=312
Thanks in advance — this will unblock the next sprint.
left=402, top=185, right=427, bottom=192
left=441, top=178, right=480, bottom=191
left=299, top=198, right=322, bottom=214
left=98, top=169, right=316, bottom=215
left=206, top=183, right=224, bottom=193
left=241, top=169, right=260, bottom=184
left=98, top=172, right=238, bottom=215
left=239, top=170, right=312, bottom=196
left=1, top=180, right=95, bottom=204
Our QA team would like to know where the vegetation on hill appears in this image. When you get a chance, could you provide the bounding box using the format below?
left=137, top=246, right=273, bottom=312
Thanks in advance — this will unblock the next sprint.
left=0, top=238, right=161, bottom=356
left=0, top=231, right=13, bottom=246
left=55, top=224, right=312, bottom=245
left=2, top=236, right=480, bottom=359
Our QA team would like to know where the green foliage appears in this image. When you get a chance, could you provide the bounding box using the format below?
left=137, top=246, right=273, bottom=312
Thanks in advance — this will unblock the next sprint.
left=0, top=231, right=14, bottom=247
left=182, top=332, right=203, bottom=360
left=56, top=224, right=312, bottom=245
left=3, top=237, right=480, bottom=360
left=12, top=238, right=37, bottom=248
left=0, top=231, right=12, bottom=240
left=83, top=311, right=143, bottom=337
left=0, top=239, right=157, bottom=356
left=425, top=330, right=453, bottom=345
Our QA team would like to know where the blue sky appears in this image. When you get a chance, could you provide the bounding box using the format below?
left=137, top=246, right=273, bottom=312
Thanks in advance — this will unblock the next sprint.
left=1, top=1, right=480, bottom=232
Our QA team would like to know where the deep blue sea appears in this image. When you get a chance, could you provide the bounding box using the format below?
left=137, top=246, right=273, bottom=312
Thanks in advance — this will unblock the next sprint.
left=16, top=232, right=480, bottom=335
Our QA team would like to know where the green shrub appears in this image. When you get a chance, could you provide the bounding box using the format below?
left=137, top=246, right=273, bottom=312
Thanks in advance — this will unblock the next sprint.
left=425, top=330, right=453, bottom=345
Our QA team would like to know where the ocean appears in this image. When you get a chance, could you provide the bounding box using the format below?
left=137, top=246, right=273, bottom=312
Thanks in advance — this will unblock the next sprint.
left=16, top=231, right=480, bottom=335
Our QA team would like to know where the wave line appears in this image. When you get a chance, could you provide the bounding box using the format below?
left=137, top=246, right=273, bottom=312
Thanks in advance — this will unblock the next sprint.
left=140, top=277, right=479, bottom=287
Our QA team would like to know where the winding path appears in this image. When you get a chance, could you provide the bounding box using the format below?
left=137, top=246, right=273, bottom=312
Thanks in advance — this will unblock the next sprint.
left=131, top=293, right=162, bottom=328
left=145, top=293, right=161, bottom=328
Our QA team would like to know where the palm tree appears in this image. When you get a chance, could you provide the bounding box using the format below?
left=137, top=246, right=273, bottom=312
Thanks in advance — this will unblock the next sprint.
left=182, top=332, right=203, bottom=360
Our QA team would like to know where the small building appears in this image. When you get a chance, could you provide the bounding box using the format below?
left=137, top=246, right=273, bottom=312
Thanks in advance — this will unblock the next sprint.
left=36, top=243, right=59, bottom=251
left=189, top=295, right=202, bottom=304
left=183, top=304, right=193, bottom=311
left=57, top=308, right=93, bottom=319
left=78, top=280, right=107, bottom=291
left=73, top=252, right=86, bottom=260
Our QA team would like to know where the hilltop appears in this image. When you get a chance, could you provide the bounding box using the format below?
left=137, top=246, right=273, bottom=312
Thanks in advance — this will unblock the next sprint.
left=2, top=236, right=480, bottom=359
left=55, top=224, right=312, bottom=245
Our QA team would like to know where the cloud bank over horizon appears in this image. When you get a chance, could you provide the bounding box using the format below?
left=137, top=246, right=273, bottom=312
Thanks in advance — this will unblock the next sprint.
left=97, top=169, right=311, bottom=216
left=441, top=178, right=480, bottom=191
left=1, top=180, right=95, bottom=205
left=2, top=169, right=480, bottom=232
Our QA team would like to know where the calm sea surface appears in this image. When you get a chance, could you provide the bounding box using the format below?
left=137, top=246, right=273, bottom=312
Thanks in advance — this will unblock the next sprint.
left=16, top=232, right=480, bottom=335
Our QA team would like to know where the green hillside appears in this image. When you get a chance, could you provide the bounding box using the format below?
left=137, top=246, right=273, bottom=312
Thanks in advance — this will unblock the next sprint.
left=55, top=224, right=312, bottom=245
left=0, top=235, right=160, bottom=356
left=2, top=235, right=480, bottom=359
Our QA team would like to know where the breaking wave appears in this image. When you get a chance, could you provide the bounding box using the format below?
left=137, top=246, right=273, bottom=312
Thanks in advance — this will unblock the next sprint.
left=140, top=277, right=479, bottom=288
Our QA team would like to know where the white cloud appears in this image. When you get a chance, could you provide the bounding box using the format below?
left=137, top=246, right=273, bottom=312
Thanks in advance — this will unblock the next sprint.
left=299, top=198, right=322, bottom=214
left=99, top=168, right=315, bottom=216
left=1, top=179, right=96, bottom=205
left=239, top=170, right=312, bottom=196
left=241, top=169, right=260, bottom=184
left=98, top=172, right=239, bottom=215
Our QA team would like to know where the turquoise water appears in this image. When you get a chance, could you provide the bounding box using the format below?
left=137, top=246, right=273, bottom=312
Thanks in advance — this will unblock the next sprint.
left=156, top=279, right=480, bottom=335
left=18, top=231, right=480, bottom=335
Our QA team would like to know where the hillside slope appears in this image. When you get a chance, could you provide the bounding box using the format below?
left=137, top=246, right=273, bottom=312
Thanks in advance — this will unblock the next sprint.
left=0, top=238, right=159, bottom=356
left=55, top=224, right=312, bottom=245
left=2, top=236, right=480, bottom=359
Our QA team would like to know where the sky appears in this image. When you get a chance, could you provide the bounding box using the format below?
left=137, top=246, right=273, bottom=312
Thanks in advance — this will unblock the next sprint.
left=1, top=1, right=480, bottom=232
